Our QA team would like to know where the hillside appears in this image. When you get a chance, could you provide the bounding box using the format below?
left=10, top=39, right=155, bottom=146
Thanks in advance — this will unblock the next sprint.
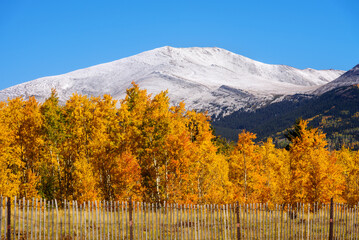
left=214, top=84, right=359, bottom=150
left=0, top=46, right=343, bottom=117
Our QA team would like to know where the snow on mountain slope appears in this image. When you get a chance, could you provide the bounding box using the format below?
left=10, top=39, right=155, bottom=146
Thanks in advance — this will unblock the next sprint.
left=0, top=46, right=344, bottom=117
left=313, top=64, right=359, bottom=95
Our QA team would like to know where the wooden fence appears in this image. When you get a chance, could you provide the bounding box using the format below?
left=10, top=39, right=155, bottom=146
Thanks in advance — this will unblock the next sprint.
left=0, top=197, right=358, bottom=240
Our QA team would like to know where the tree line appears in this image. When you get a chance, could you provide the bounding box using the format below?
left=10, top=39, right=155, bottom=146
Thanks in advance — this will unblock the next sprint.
left=0, top=83, right=358, bottom=205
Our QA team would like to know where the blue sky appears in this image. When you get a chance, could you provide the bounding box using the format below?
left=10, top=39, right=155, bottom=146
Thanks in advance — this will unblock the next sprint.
left=0, top=0, right=358, bottom=90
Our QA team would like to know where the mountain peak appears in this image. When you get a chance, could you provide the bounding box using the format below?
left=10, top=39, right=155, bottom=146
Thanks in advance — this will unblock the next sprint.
left=0, top=47, right=344, bottom=117
left=352, top=64, right=359, bottom=72
left=314, top=64, right=359, bottom=95
left=152, top=46, right=236, bottom=56
left=346, top=64, right=359, bottom=76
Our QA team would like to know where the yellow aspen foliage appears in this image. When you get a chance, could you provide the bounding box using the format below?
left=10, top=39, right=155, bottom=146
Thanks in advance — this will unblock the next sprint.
left=140, top=91, right=173, bottom=202
left=20, top=169, right=40, bottom=199
left=336, top=148, right=359, bottom=205
left=89, top=95, right=122, bottom=200
left=1, top=97, right=43, bottom=199
left=229, top=130, right=259, bottom=203
left=254, top=138, right=285, bottom=203
left=119, top=83, right=231, bottom=204
left=164, top=128, right=194, bottom=203
left=322, top=152, right=345, bottom=202
left=73, top=156, right=98, bottom=203
left=286, top=120, right=344, bottom=204
left=0, top=102, right=21, bottom=197
left=264, top=145, right=290, bottom=204
left=119, top=84, right=169, bottom=202
left=61, top=93, right=99, bottom=201
left=185, top=110, right=232, bottom=204
left=0, top=84, right=357, bottom=204
left=40, top=89, right=65, bottom=200
left=90, top=95, right=142, bottom=201
left=0, top=163, right=20, bottom=197
left=198, top=151, right=232, bottom=204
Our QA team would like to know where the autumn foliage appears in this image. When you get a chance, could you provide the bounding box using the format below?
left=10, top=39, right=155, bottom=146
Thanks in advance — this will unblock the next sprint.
left=0, top=83, right=357, bottom=205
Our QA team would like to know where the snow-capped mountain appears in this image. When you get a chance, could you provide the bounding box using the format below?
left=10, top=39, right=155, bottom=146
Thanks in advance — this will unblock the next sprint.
left=0, top=46, right=344, bottom=117
left=313, top=64, right=359, bottom=95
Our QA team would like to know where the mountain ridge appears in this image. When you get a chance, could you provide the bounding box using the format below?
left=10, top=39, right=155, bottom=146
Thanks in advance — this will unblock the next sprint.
left=314, top=64, right=359, bottom=95
left=213, top=64, right=359, bottom=149
left=0, top=46, right=344, bottom=117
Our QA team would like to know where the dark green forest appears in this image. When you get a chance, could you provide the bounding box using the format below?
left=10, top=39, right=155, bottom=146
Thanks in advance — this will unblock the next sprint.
left=214, top=84, right=359, bottom=150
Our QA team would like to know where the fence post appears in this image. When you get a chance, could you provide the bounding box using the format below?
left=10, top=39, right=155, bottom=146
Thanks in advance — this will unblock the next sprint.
left=7, top=197, right=11, bottom=240
left=236, top=201, right=240, bottom=240
left=329, top=198, right=333, bottom=240
left=129, top=197, right=133, bottom=240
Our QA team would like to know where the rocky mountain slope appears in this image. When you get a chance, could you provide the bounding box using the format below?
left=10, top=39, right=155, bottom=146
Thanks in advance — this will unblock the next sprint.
left=214, top=64, right=359, bottom=149
left=0, top=46, right=344, bottom=118
left=314, top=64, right=359, bottom=95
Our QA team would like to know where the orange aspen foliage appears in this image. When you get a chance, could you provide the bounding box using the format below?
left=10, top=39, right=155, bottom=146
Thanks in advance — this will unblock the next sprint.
left=229, top=130, right=259, bottom=203
left=286, top=120, right=344, bottom=204
left=0, top=101, right=21, bottom=197
left=336, top=148, right=359, bottom=205
left=263, top=143, right=290, bottom=204
left=61, top=93, right=99, bottom=202
left=119, top=84, right=169, bottom=202
left=184, top=110, right=232, bottom=204
left=111, top=151, right=142, bottom=201
left=1, top=84, right=358, bottom=205
left=90, top=95, right=142, bottom=201
left=118, top=83, right=232, bottom=204
left=254, top=138, right=283, bottom=203
left=1, top=97, right=43, bottom=199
